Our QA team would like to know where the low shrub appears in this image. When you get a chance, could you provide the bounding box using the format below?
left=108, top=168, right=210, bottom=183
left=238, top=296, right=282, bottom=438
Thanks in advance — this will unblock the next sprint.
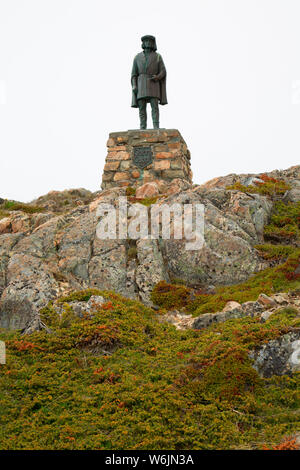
left=151, top=281, right=191, bottom=309
left=0, top=289, right=299, bottom=450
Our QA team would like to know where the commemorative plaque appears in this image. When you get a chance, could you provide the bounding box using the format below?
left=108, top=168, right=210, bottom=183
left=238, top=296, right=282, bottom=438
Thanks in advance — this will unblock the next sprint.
left=133, top=146, right=153, bottom=169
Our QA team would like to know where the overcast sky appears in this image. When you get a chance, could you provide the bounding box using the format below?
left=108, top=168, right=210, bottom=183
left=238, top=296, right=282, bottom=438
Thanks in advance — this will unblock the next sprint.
left=0, top=0, right=300, bottom=202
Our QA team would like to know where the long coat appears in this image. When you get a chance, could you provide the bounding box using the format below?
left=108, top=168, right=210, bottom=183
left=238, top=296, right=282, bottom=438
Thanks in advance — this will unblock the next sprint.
left=131, top=51, right=167, bottom=108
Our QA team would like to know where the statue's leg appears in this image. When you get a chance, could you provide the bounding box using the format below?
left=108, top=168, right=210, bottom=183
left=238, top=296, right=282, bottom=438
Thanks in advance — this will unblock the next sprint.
left=150, top=98, right=159, bottom=129
left=138, top=99, right=147, bottom=129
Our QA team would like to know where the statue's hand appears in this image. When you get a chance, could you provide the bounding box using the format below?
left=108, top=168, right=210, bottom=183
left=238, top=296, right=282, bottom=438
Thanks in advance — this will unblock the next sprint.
left=151, top=75, right=159, bottom=82
left=132, top=86, right=138, bottom=94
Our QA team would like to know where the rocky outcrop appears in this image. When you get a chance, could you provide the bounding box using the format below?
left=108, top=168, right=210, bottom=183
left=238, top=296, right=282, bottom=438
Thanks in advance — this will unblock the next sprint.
left=201, top=164, right=300, bottom=191
left=160, top=299, right=264, bottom=331
left=157, top=187, right=271, bottom=286
left=0, top=252, right=61, bottom=329
left=31, top=188, right=94, bottom=213
left=53, top=295, right=107, bottom=320
left=0, top=165, right=299, bottom=330
left=249, top=330, right=300, bottom=377
left=160, top=291, right=300, bottom=331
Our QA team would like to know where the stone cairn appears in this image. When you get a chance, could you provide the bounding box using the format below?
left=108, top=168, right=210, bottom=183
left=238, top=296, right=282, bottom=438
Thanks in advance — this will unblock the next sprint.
left=101, top=129, right=193, bottom=190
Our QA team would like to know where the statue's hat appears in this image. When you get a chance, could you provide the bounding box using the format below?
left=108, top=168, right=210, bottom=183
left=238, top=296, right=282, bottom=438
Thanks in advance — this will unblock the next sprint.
left=141, top=35, right=157, bottom=51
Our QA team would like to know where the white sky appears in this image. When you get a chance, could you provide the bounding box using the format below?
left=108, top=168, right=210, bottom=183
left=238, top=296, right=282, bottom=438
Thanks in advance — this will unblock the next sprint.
left=0, top=0, right=300, bottom=202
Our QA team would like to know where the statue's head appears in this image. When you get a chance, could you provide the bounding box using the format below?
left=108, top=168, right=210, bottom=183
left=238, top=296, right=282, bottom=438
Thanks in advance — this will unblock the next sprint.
left=141, top=35, right=157, bottom=52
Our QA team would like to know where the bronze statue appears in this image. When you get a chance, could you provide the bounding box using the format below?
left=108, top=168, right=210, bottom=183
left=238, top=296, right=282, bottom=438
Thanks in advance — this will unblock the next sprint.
left=131, top=35, right=167, bottom=129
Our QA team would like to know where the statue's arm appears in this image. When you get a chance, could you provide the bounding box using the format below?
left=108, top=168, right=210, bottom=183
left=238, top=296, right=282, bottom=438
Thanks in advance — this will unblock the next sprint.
left=155, top=55, right=166, bottom=81
left=131, top=57, right=138, bottom=91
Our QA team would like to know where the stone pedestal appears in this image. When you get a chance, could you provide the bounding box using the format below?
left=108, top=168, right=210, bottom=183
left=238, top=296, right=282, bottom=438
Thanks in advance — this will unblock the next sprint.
left=101, top=129, right=193, bottom=190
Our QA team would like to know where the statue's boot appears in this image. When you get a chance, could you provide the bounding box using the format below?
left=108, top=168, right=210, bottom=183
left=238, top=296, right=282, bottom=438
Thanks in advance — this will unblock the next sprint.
left=153, top=121, right=159, bottom=129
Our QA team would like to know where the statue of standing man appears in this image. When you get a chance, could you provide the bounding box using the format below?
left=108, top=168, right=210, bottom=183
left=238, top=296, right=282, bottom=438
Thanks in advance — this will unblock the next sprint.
left=131, top=35, right=167, bottom=129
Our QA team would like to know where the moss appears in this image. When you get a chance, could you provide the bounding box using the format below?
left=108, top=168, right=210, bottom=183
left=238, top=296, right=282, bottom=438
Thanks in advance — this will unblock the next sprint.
left=127, top=246, right=137, bottom=261
left=127, top=195, right=159, bottom=207
left=138, top=197, right=158, bottom=206
left=125, top=187, right=136, bottom=197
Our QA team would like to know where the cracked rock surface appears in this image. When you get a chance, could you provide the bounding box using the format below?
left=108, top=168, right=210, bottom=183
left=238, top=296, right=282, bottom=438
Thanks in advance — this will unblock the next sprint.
left=0, top=165, right=299, bottom=330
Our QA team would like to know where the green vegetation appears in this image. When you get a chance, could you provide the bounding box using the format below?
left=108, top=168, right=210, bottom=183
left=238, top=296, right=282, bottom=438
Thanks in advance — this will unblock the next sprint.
left=0, top=289, right=299, bottom=450
left=0, top=210, right=10, bottom=221
left=137, top=196, right=159, bottom=206
left=264, top=201, right=300, bottom=243
left=125, top=187, right=136, bottom=197
left=0, top=200, right=45, bottom=215
left=254, top=244, right=295, bottom=261
left=33, top=189, right=94, bottom=213
left=127, top=246, right=138, bottom=261
left=0, top=189, right=96, bottom=220
left=226, top=174, right=291, bottom=197
left=1, top=200, right=45, bottom=214
left=151, top=281, right=191, bottom=310
left=56, top=288, right=104, bottom=304
left=126, top=191, right=161, bottom=207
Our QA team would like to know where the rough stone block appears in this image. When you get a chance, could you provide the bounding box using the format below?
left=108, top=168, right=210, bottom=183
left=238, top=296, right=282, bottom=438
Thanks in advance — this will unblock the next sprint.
left=102, top=173, right=113, bottom=181
left=155, top=160, right=171, bottom=170
left=114, top=171, right=129, bottom=181
left=170, top=159, right=183, bottom=170
left=107, top=138, right=115, bottom=147
left=120, top=161, right=130, bottom=170
left=136, top=182, right=159, bottom=199
left=104, top=161, right=120, bottom=171
left=167, top=142, right=181, bottom=150
left=108, top=145, right=127, bottom=152
left=162, top=169, right=185, bottom=179
left=107, top=151, right=130, bottom=161
left=131, top=170, right=140, bottom=178
left=156, top=152, right=173, bottom=159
